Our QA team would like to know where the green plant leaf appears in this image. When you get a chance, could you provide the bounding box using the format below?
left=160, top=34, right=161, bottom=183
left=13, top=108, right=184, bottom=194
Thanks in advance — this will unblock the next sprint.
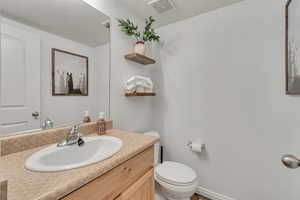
left=117, top=16, right=160, bottom=43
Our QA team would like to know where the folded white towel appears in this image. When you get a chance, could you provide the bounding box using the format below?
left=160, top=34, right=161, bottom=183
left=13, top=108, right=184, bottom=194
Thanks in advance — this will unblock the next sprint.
left=125, top=75, right=153, bottom=92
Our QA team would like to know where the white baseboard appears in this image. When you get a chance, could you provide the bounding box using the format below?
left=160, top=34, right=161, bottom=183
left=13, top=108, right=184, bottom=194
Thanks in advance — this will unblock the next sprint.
left=196, top=186, right=236, bottom=200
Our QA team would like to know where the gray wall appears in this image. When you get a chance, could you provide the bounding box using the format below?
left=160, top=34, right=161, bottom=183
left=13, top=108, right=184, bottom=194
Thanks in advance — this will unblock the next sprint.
left=83, top=0, right=154, bottom=132
left=152, top=0, right=300, bottom=199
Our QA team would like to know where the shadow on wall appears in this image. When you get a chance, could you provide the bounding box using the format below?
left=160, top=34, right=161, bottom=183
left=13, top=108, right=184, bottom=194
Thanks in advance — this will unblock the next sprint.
left=151, top=39, right=211, bottom=164
left=157, top=34, right=182, bottom=59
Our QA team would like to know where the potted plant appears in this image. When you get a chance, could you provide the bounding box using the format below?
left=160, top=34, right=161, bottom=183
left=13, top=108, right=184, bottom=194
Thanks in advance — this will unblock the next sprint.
left=117, top=16, right=160, bottom=55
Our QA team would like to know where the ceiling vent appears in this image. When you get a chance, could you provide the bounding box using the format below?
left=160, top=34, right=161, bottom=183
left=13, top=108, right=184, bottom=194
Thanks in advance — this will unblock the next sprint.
left=147, top=0, right=176, bottom=14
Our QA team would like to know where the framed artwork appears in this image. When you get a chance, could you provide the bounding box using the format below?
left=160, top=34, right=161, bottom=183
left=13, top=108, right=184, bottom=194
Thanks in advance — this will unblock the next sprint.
left=52, top=48, right=88, bottom=96
left=286, top=0, right=300, bottom=94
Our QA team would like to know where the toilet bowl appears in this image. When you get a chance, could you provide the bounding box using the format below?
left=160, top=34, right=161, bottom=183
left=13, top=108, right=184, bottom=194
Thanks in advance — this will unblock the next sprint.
left=155, top=161, right=198, bottom=200
left=144, top=131, right=198, bottom=200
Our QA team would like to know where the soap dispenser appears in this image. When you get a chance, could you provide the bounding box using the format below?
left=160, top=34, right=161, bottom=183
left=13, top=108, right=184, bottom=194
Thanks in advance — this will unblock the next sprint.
left=96, top=112, right=106, bottom=135
left=83, top=111, right=91, bottom=123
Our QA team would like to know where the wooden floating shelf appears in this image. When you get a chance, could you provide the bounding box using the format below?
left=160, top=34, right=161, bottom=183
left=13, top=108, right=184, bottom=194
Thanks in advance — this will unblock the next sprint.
left=125, top=53, right=156, bottom=65
left=125, top=92, right=156, bottom=97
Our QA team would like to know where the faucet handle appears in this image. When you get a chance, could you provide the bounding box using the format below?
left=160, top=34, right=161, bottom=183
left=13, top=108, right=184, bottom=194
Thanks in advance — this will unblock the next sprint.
left=69, top=124, right=80, bottom=136
left=73, top=124, right=80, bottom=131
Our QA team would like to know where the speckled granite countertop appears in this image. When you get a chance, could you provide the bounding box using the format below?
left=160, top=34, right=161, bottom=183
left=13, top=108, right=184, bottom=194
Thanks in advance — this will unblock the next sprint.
left=0, top=130, right=159, bottom=200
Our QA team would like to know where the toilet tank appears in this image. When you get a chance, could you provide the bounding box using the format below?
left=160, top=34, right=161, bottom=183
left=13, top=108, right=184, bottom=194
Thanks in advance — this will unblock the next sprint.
left=144, top=131, right=160, bottom=165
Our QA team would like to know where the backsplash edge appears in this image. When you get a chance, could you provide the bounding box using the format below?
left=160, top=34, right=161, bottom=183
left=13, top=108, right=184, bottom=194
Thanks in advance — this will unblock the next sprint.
left=0, top=120, right=113, bottom=157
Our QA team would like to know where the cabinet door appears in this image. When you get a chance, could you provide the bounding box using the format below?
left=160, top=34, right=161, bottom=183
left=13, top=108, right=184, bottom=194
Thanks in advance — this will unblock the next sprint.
left=61, top=147, right=154, bottom=200
left=116, top=169, right=154, bottom=200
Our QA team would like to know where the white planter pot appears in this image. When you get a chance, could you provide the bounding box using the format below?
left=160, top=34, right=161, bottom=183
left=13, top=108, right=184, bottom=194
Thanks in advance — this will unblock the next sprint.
left=134, top=41, right=145, bottom=55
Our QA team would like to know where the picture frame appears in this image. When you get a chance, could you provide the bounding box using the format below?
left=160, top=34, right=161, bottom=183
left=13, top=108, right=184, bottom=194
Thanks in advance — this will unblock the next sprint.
left=52, top=48, right=88, bottom=96
left=286, top=0, right=300, bottom=94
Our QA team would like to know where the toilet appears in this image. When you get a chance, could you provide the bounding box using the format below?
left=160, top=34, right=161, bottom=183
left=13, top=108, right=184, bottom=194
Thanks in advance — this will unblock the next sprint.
left=144, top=131, right=198, bottom=200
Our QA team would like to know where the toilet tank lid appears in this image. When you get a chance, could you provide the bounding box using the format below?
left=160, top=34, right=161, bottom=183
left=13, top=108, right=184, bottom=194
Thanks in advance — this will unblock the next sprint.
left=155, top=161, right=197, bottom=185
left=144, top=131, right=160, bottom=138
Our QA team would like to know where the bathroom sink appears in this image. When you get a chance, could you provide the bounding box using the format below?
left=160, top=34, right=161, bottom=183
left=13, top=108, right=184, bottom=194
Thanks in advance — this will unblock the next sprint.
left=25, top=136, right=123, bottom=172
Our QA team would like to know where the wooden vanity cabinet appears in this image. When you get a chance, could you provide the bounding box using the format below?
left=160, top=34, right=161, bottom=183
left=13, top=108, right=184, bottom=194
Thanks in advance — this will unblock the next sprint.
left=61, top=146, right=154, bottom=200
left=115, top=169, right=154, bottom=200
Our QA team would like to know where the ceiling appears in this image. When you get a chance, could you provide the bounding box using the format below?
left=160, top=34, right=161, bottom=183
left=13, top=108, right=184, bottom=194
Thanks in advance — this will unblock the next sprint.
left=120, top=0, right=244, bottom=28
left=0, top=0, right=110, bottom=47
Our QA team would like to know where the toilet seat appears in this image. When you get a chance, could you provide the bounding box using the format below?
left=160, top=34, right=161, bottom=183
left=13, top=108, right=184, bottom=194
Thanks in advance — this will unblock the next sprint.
left=155, top=161, right=197, bottom=186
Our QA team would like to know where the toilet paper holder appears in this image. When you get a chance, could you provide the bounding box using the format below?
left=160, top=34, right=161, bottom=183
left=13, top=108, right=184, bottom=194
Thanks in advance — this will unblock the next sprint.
left=187, top=140, right=205, bottom=152
left=187, top=141, right=192, bottom=147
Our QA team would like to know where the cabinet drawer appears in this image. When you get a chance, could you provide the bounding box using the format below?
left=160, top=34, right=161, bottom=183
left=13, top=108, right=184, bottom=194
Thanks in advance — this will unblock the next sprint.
left=61, top=146, right=154, bottom=200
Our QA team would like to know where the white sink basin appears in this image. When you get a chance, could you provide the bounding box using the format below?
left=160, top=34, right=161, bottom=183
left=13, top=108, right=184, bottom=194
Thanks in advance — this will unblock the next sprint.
left=25, top=136, right=123, bottom=172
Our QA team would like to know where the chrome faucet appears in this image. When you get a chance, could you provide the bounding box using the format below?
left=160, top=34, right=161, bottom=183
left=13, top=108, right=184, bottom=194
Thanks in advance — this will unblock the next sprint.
left=57, top=125, right=85, bottom=147
left=42, top=118, right=54, bottom=130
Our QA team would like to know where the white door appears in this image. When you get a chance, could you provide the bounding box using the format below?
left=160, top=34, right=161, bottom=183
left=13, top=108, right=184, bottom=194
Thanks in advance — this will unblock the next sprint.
left=0, top=20, right=40, bottom=136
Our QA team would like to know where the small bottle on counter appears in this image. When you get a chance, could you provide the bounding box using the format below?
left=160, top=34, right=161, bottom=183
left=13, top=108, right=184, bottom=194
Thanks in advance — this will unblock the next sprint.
left=96, top=112, right=106, bottom=135
left=83, top=111, right=91, bottom=123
